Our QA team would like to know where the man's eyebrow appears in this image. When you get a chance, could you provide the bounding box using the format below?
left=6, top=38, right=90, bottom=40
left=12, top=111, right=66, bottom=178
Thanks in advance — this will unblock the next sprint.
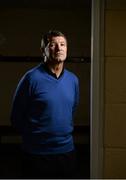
left=49, top=41, right=66, bottom=43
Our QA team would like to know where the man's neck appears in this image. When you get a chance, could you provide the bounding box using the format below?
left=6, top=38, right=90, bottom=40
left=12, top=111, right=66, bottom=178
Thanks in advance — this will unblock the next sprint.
left=45, top=61, right=64, bottom=78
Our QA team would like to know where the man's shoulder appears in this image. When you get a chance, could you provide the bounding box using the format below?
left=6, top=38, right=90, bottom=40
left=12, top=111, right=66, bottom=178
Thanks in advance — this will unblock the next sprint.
left=25, top=63, right=43, bottom=77
left=65, top=69, right=78, bottom=80
left=19, top=63, right=43, bottom=84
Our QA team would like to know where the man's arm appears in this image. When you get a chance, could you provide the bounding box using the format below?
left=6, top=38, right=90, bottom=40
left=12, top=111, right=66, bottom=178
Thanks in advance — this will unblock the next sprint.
left=10, top=74, right=30, bottom=133
left=73, top=77, right=79, bottom=114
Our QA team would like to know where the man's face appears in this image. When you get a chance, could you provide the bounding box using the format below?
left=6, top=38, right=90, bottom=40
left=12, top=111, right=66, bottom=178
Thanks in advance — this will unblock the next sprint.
left=44, top=36, right=67, bottom=63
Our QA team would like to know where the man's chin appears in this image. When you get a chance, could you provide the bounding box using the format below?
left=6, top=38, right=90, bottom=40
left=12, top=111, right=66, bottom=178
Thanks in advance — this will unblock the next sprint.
left=54, top=58, right=66, bottom=63
left=48, top=57, right=66, bottom=64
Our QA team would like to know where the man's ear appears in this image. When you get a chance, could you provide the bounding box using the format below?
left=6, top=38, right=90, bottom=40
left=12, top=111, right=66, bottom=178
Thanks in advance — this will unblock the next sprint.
left=40, top=47, right=45, bottom=57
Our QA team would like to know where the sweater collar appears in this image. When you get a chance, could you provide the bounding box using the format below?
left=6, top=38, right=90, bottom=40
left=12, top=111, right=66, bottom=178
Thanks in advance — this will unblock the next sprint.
left=43, top=63, right=64, bottom=79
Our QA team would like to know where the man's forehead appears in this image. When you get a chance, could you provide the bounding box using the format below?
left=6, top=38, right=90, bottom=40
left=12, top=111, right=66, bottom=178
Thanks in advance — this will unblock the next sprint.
left=49, top=36, right=67, bottom=42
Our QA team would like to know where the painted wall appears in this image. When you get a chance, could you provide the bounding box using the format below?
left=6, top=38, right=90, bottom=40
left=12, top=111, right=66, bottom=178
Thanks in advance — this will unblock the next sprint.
left=0, top=6, right=91, bottom=126
left=104, top=0, right=126, bottom=178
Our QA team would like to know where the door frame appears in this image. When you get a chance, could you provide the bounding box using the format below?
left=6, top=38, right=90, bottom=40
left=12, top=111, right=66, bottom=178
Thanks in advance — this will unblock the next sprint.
left=90, top=0, right=105, bottom=178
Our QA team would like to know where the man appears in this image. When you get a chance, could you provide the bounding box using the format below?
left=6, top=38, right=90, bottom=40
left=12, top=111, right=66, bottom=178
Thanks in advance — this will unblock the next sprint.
left=11, top=30, right=79, bottom=178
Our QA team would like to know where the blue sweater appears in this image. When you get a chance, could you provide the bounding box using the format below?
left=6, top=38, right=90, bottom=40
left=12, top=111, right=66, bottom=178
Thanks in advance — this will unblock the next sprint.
left=11, top=63, right=79, bottom=154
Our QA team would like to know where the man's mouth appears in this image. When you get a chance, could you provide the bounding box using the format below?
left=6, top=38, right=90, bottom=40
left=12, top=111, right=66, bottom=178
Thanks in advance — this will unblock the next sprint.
left=56, top=51, right=64, bottom=54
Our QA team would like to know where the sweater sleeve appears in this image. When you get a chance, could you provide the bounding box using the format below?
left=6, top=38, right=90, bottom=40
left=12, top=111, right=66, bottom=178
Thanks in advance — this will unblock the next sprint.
left=10, top=74, right=31, bottom=133
left=72, top=77, right=79, bottom=114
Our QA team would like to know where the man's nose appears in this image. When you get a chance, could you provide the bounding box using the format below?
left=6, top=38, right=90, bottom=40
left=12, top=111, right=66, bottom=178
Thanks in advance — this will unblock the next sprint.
left=55, top=44, right=61, bottom=51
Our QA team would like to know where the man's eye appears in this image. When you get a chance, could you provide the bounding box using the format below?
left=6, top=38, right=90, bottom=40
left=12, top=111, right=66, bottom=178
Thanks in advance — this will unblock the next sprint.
left=50, top=43, right=55, bottom=47
left=61, top=43, right=65, bottom=46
